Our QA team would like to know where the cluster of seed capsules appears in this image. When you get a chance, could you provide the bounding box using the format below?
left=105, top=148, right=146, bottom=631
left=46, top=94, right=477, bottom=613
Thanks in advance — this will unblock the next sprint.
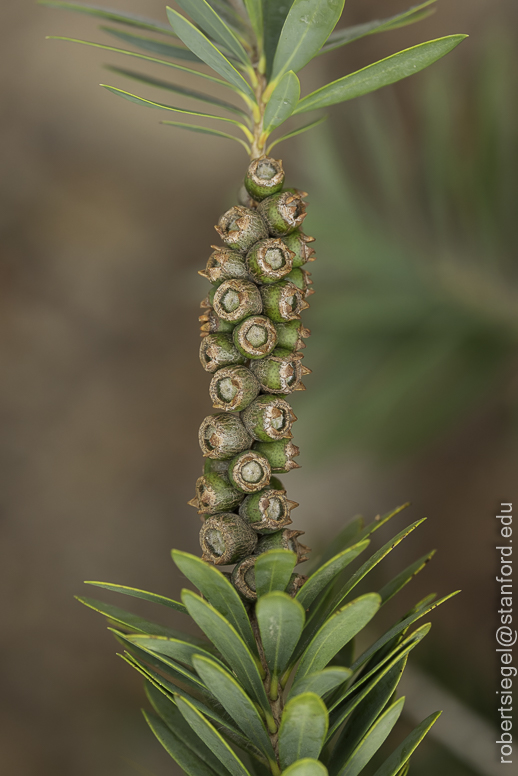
left=190, top=156, right=314, bottom=601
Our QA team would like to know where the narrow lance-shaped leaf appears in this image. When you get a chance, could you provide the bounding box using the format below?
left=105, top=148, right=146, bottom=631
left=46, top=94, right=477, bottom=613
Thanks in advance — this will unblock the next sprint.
left=243, top=0, right=263, bottom=46
left=175, top=0, right=251, bottom=65
left=289, top=667, right=351, bottom=700
left=161, top=120, right=251, bottom=152
left=166, top=7, right=257, bottom=103
left=254, top=549, right=297, bottom=596
left=100, top=26, right=202, bottom=62
left=378, top=550, right=436, bottom=605
left=336, top=698, right=406, bottom=776
left=261, top=0, right=296, bottom=76
left=371, top=712, right=442, bottom=776
left=38, top=0, right=177, bottom=35
left=143, top=711, right=219, bottom=776
left=295, top=539, right=370, bottom=610
left=84, top=580, right=187, bottom=613
left=125, top=633, right=225, bottom=670
left=317, top=515, right=364, bottom=567
left=263, top=70, right=300, bottom=135
left=295, top=35, right=468, bottom=114
left=278, top=692, right=328, bottom=769
left=256, top=592, right=305, bottom=679
left=282, top=761, right=328, bottom=776
left=343, top=505, right=410, bottom=551
left=267, top=115, right=327, bottom=153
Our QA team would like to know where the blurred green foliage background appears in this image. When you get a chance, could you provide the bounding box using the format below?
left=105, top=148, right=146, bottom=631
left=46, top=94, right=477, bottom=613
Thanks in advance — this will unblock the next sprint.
left=0, top=2, right=516, bottom=776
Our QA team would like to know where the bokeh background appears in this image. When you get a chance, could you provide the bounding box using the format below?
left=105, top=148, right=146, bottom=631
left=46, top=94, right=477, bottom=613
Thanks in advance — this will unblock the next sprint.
left=1, top=1, right=517, bottom=775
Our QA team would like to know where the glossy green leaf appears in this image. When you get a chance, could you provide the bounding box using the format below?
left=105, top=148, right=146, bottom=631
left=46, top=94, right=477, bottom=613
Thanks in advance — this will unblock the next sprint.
left=378, top=550, right=435, bottom=605
left=193, top=656, right=276, bottom=761
left=263, top=71, right=300, bottom=134
left=126, top=633, right=223, bottom=669
left=343, top=505, right=409, bottom=550
left=371, top=712, right=442, bottom=776
left=294, top=594, right=381, bottom=682
left=270, top=0, right=345, bottom=83
left=318, top=516, right=365, bottom=566
left=76, top=596, right=207, bottom=644
left=100, top=26, right=201, bottom=62
left=282, top=761, right=328, bottom=776
left=145, top=682, right=228, bottom=776
left=144, top=711, right=219, bottom=776
left=176, top=0, right=251, bottom=65
left=243, top=1, right=263, bottom=45
left=261, top=1, right=296, bottom=76
left=328, top=659, right=407, bottom=774
left=289, top=667, right=351, bottom=700
left=267, top=115, right=327, bottom=153
left=208, top=0, right=251, bottom=39
left=39, top=0, right=176, bottom=35
left=295, top=35, right=468, bottom=114
left=84, top=580, right=187, bottom=614
left=181, top=590, right=270, bottom=711
left=166, top=7, right=256, bottom=102
left=278, top=693, right=328, bottom=768
left=320, top=2, right=437, bottom=54
left=256, top=592, right=305, bottom=678
left=337, top=698, right=405, bottom=776
left=176, top=695, right=252, bottom=776
left=103, top=66, right=249, bottom=118
left=161, top=120, right=251, bottom=152
left=296, top=540, right=369, bottom=610
left=173, top=551, right=257, bottom=655
left=254, top=549, right=297, bottom=596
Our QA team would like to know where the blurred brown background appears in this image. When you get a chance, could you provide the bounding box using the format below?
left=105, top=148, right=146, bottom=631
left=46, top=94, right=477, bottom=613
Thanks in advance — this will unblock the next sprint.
left=1, top=1, right=517, bottom=775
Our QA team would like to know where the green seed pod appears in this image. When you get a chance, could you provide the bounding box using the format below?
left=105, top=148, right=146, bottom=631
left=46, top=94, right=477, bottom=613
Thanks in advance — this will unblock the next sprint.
left=244, top=157, right=285, bottom=201
left=231, top=555, right=257, bottom=601
left=189, top=472, right=244, bottom=515
left=255, top=529, right=311, bottom=563
left=241, top=395, right=296, bottom=442
left=245, top=238, right=294, bottom=284
left=260, top=280, right=309, bottom=323
left=201, top=246, right=248, bottom=283
left=282, top=230, right=316, bottom=268
left=253, top=439, right=300, bottom=473
left=215, top=206, right=268, bottom=253
left=285, top=267, right=314, bottom=297
left=286, top=573, right=307, bottom=596
left=233, top=315, right=277, bottom=360
left=203, top=458, right=229, bottom=477
left=275, top=320, right=311, bottom=352
left=200, top=513, right=258, bottom=565
left=258, top=190, right=308, bottom=237
left=250, top=347, right=310, bottom=394
left=213, top=279, right=262, bottom=323
left=209, top=365, right=260, bottom=412
left=238, top=487, right=298, bottom=533
left=199, top=333, right=246, bottom=373
left=227, top=450, right=271, bottom=493
left=199, top=414, right=252, bottom=460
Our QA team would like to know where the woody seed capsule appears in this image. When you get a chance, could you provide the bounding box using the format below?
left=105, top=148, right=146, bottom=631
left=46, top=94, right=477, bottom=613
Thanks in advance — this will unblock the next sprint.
left=285, top=267, right=313, bottom=297
left=282, top=230, right=316, bottom=268
left=275, top=320, right=311, bottom=351
left=244, top=157, right=285, bottom=201
left=199, top=308, right=235, bottom=336
left=255, top=529, right=311, bottom=563
left=258, top=190, right=307, bottom=237
left=202, top=247, right=248, bottom=283
left=199, top=414, right=252, bottom=459
left=241, top=395, right=295, bottom=442
left=250, top=347, right=306, bottom=394
left=216, top=206, right=268, bottom=253
left=213, top=279, right=262, bottom=323
left=231, top=555, right=258, bottom=601
left=245, top=238, right=294, bottom=284
left=209, top=365, right=260, bottom=412
left=203, top=458, right=230, bottom=477
left=260, top=280, right=308, bottom=322
left=200, top=513, right=257, bottom=565
left=199, top=333, right=246, bottom=373
left=286, top=573, right=307, bottom=596
left=227, top=449, right=271, bottom=493
left=253, top=439, right=300, bottom=473
left=191, top=472, right=244, bottom=515
left=233, top=315, right=277, bottom=359
left=239, top=487, right=297, bottom=533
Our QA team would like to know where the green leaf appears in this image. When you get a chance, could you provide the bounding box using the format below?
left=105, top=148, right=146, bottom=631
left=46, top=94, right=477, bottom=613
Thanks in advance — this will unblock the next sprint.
left=320, top=2, right=437, bottom=55
left=166, top=7, right=256, bottom=102
left=143, top=711, right=220, bottom=776
left=177, top=0, right=251, bottom=65
left=84, top=580, right=187, bottom=614
left=256, top=592, right=305, bottom=678
left=371, top=712, right=442, bottom=776
left=173, top=551, right=257, bottom=656
left=378, top=550, right=436, bottom=605
left=126, top=633, right=223, bottom=669
left=282, top=761, right=328, bottom=776
left=39, top=0, right=176, bottom=35
left=103, top=66, right=249, bottom=118
left=243, top=1, right=263, bottom=45
left=318, top=516, right=365, bottom=566
left=336, top=698, right=405, bottom=776
left=145, top=682, right=228, bottom=776
left=261, top=1, right=296, bottom=77
left=343, top=505, right=409, bottom=550
left=293, top=594, right=381, bottom=682
left=295, top=540, right=369, bottom=610
left=76, top=596, right=207, bottom=644
left=100, top=26, right=202, bottom=62
left=176, top=695, right=252, bottom=776
left=266, top=115, right=327, bottom=153
left=278, top=692, right=328, bottom=769
left=161, top=120, right=250, bottom=152
left=270, top=0, right=345, bottom=84
left=181, top=590, right=270, bottom=711
left=192, top=656, right=276, bottom=761
left=289, top=667, right=352, bottom=700
left=295, top=35, right=468, bottom=114
left=254, top=549, right=297, bottom=596
left=263, top=71, right=300, bottom=134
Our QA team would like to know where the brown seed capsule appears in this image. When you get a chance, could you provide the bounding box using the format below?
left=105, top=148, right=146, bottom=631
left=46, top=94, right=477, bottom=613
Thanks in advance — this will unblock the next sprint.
left=199, top=414, right=252, bottom=460
left=239, top=487, right=296, bottom=533
left=215, top=206, right=268, bottom=253
left=244, top=157, right=285, bottom=201
left=200, top=513, right=258, bottom=565
left=241, top=395, right=295, bottom=442
left=246, top=238, right=294, bottom=284
left=258, top=190, right=308, bottom=237
left=209, top=365, right=261, bottom=412
left=282, top=230, right=316, bottom=268
left=250, top=347, right=305, bottom=394
left=200, top=308, right=235, bottom=335
left=255, top=529, right=311, bottom=563
left=192, top=472, right=244, bottom=515
left=203, top=247, right=249, bottom=283
left=231, top=555, right=258, bottom=601
left=213, top=279, right=263, bottom=323
left=199, top=333, right=246, bottom=373
left=260, top=280, right=307, bottom=322
left=228, top=449, right=271, bottom=493
left=233, top=315, right=278, bottom=360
